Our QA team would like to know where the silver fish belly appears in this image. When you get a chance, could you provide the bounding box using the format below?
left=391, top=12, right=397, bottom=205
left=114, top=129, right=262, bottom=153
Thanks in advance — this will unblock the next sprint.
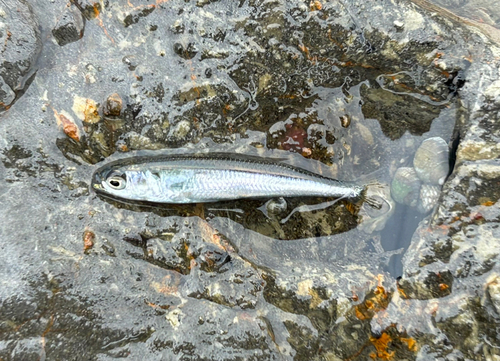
left=91, top=153, right=364, bottom=204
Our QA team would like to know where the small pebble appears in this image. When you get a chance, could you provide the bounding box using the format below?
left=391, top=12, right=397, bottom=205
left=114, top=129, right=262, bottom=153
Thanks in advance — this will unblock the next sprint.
left=103, top=93, right=123, bottom=117
left=83, top=230, right=95, bottom=251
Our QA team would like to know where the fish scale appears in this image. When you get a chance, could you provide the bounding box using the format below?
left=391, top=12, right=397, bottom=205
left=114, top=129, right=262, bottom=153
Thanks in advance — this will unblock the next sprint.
left=92, top=153, right=367, bottom=204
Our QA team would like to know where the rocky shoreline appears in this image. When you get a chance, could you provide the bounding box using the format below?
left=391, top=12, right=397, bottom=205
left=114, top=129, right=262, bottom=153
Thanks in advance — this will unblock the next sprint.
left=1, top=0, right=499, bottom=360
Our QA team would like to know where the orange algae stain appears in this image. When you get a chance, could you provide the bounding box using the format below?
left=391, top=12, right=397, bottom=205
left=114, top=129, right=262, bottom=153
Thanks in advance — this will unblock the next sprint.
left=199, top=221, right=229, bottom=252
left=396, top=284, right=408, bottom=299
left=355, top=307, right=369, bottom=320
left=369, top=332, right=395, bottom=360
left=401, top=337, right=417, bottom=352
left=298, top=43, right=308, bottom=54
left=91, top=3, right=115, bottom=44
left=354, top=284, right=390, bottom=320
left=482, top=200, right=495, bottom=206
left=92, top=4, right=100, bottom=17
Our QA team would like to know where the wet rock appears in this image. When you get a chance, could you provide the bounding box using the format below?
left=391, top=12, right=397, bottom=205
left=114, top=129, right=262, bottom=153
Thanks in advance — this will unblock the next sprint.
left=361, top=86, right=444, bottom=140
left=401, top=159, right=500, bottom=295
left=123, top=6, right=155, bottom=28
left=0, top=77, right=15, bottom=106
left=419, top=0, right=500, bottom=43
left=171, top=120, right=191, bottom=139
left=173, top=42, right=198, bottom=60
left=0, top=0, right=41, bottom=111
left=1, top=0, right=500, bottom=359
left=52, top=5, right=85, bottom=46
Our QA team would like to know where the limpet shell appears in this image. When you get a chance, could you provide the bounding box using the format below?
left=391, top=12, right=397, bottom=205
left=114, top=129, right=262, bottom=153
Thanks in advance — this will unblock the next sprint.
left=391, top=167, right=422, bottom=207
left=413, top=137, right=449, bottom=185
left=417, top=184, right=441, bottom=213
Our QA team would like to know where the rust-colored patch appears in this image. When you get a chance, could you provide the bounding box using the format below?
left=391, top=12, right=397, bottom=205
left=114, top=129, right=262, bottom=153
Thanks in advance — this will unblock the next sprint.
left=482, top=200, right=495, bottom=206
left=310, top=0, right=322, bottom=11
left=345, top=202, right=357, bottom=215
left=145, top=300, right=170, bottom=310
left=298, top=43, right=309, bottom=55
left=401, top=337, right=417, bottom=352
left=94, top=5, right=115, bottom=43
left=396, top=284, right=408, bottom=299
left=438, top=283, right=449, bottom=291
left=354, top=285, right=390, bottom=320
left=93, top=4, right=100, bottom=17
left=470, top=211, right=484, bottom=221
left=199, top=220, right=229, bottom=252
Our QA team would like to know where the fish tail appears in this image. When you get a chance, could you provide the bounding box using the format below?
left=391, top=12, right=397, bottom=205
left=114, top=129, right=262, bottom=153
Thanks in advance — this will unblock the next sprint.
left=359, top=187, right=383, bottom=209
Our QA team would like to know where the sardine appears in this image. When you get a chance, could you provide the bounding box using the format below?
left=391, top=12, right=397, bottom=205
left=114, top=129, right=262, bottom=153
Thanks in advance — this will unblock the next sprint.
left=91, top=153, right=375, bottom=205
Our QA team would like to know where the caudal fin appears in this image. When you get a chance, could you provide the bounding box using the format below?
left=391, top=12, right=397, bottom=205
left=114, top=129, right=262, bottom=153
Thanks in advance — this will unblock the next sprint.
left=359, top=187, right=383, bottom=209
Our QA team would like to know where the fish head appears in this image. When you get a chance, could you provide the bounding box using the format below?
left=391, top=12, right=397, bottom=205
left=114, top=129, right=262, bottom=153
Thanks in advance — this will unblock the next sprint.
left=92, top=166, right=132, bottom=199
left=92, top=165, right=177, bottom=202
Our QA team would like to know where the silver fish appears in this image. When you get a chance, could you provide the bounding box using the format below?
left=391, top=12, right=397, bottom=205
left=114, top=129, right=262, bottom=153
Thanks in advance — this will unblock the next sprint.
left=91, top=153, right=372, bottom=205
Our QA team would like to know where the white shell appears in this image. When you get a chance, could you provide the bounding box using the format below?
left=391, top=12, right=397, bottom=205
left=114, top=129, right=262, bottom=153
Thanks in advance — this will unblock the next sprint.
left=417, top=184, right=441, bottom=213
left=413, top=137, right=449, bottom=185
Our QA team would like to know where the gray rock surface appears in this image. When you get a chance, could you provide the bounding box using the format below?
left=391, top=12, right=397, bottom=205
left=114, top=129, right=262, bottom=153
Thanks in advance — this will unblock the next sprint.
left=0, top=0, right=41, bottom=111
left=1, top=0, right=499, bottom=360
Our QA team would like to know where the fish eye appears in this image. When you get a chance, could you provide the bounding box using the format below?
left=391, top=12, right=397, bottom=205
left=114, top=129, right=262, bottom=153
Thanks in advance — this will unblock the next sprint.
left=106, top=175, right=126, bottom=190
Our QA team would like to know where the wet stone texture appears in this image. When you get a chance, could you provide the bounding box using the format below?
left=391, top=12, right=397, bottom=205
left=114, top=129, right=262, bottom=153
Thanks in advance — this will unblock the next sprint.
left=1, top=0, right=500, bottom=360
left=0, top=0, right=41, bottom=112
